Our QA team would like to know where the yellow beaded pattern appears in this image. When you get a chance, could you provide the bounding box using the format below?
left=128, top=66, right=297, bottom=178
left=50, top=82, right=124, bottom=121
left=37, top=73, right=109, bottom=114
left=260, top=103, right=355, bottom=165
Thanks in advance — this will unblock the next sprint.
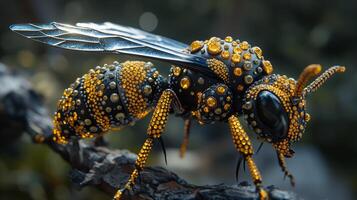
left=302, top=65, right=345, bottom=95
left=189, top=36, right=274, bottom=87
left=246, top=75, right=305, bottom=141
left=53, top=113, right=70, bottom=144
left=53, top=67, right=115, bottom=144
left=207, top=58, right=229, bottom=83
left=228, top=115, right=253, bottom=156
left=147, top=90, right=173, bottom=138
left=228, top=115, right=262, bottom=185
left=83, top=70, right=110, bottom=132
left=135, top=137, right=153, bottom=169
left=246, top=156, right=262, bottom=184
left=273, top=139, right=292, bottom=157
left=114, top=137, right=154, bottom=200
left=115, top=91, right=174, bottom=199
left=120, top=61, right=150, bottom=119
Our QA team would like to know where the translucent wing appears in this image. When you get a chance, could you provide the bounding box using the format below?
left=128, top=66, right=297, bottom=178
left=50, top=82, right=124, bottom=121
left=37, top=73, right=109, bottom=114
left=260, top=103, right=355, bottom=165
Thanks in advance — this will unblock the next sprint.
left=10, top=22, right=212, bottom=75
left=77, top=22, right=188, bottom=51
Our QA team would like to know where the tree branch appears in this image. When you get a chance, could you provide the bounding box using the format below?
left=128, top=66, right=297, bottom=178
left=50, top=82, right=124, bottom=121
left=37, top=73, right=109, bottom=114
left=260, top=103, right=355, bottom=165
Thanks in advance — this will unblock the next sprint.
left=0, top=63, right=298, bottom=200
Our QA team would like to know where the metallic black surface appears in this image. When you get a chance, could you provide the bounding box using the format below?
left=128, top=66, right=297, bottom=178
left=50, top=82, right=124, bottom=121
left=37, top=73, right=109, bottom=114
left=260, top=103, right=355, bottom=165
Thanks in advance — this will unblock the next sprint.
left=9, top=22, right=305, bottom=143
left=168, top=67, right=219, bottom=111
left=189, top=39, right=268, bottom=115
left=56, top=61, right=168, bottom=140
left=198, top=84, right=233, bottom=123
left=255, top=91, right=289, bottom=141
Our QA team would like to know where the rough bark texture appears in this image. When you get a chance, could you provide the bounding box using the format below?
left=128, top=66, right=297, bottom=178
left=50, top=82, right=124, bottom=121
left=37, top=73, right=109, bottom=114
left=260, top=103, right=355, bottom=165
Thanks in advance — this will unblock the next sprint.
left=0, top=64, right=298, bottom=200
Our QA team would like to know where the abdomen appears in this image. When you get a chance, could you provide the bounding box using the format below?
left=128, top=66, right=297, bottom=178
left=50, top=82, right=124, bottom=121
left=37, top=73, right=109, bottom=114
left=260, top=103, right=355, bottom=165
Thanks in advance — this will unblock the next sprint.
left=53, top=61, right=167, bottom=144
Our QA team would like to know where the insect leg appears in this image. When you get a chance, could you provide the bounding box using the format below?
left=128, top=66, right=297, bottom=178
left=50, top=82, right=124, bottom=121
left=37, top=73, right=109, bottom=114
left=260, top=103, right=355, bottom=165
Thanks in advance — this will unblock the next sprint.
left=276, top=151, right=295, bottom=187
left=228, top=115, right=268, bottom=200
left=179, top=119, right=191, bottom=158
left=273, top=139, right=295, bottom=187
left=114, top=89, right=175, bottom=200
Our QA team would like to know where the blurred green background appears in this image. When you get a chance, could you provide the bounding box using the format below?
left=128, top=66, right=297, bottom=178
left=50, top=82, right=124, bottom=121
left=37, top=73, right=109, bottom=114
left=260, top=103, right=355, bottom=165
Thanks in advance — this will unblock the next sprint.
left=0, top=0, right=356, bottom=199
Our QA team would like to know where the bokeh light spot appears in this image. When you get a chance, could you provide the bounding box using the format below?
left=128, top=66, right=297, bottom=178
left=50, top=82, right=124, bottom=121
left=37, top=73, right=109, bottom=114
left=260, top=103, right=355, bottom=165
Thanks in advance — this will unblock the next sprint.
left=139, top=12, right=158, bottom=32
left=17, top=50, right=35, bottom=68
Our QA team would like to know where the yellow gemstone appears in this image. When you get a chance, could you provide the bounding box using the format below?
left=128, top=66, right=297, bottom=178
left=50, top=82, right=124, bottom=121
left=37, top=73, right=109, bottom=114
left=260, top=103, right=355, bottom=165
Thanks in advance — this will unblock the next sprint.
left=298, top=102, right=304, bottom=109
left=262, top=60, right=273, bottom=74
left=180, top=77, right=190, bottom=89
left=64, top=88, right=73, bottom=97
left=98, top=90, right=103, bottom=96
left=233, top=47, right=242, bottom=54
left=300, top=112, right=304, bottom=117
left=305, top=113, right=311, bottom=122
left=221, top=50, right=230, bottom=59
left=243, top=52, right=251, bottom=60
left=206, top=97, right=217, bottom=107
left=197, top=92, right=203, bottom=99
left=232, top=41, right=238, bottom=47
left=173, top=66, right=181, bottom=76
left=207, top=38, right=222, bottom=55
left=190, top=40, right=204, bottom=53
left=231, top=54, right=241, bottom=63
left=252, top=46, right=263, bottom=58
left=217, top=86, right=226, bottom=94
left=299, top=125, right=304, bottom=130
left=225, top=36, right=233, bottom=43
left=237, top=84, right=244, bottom=91
left=240, top=41, right=249, bottom=50
left=234, top=67, right=242, bottom=76
left=204, top=107, right=209, bottom=113
left=224, top=104, right=231, bottom=110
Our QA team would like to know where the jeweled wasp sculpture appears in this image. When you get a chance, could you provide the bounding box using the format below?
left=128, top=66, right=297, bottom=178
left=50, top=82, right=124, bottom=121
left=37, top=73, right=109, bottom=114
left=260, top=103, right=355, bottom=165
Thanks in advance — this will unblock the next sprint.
left=10, top=22, right=345, bottom=199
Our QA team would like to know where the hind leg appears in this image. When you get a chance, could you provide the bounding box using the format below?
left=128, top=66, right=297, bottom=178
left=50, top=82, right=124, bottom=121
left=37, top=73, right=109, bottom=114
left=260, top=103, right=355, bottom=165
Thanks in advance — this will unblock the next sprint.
left=114, top=90, right=175, bottom=200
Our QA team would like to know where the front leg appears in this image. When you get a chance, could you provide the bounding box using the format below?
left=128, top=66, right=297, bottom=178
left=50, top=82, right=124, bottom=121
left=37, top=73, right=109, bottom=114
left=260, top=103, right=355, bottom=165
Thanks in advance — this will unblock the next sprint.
left=114, top=90, right=175, bottom=200
left=274, top=139, right=295, bottom=186
left=228, top=115, right=268, bottom=200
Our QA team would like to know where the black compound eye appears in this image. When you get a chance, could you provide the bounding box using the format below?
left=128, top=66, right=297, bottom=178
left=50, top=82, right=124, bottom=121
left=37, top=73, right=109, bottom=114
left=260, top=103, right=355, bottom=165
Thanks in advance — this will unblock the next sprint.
left=255, top=90, right=289, bottom=140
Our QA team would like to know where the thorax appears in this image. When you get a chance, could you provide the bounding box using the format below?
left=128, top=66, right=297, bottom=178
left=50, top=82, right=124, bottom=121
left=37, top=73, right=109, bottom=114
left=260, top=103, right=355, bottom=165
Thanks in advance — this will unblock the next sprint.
left=168, top=66, right=234, bottom=124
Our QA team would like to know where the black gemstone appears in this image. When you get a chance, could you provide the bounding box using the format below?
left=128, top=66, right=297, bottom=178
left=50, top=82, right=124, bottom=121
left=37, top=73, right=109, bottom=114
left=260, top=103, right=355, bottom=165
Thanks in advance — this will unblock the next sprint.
left=255, top=90, right=289, bottom=141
